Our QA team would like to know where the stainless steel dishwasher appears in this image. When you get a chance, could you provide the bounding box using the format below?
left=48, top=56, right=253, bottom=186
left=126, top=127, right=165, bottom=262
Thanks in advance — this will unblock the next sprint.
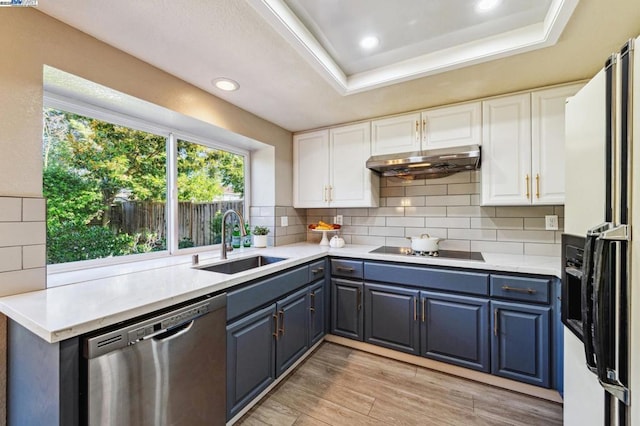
left=84, top=293, right=226, bottom=426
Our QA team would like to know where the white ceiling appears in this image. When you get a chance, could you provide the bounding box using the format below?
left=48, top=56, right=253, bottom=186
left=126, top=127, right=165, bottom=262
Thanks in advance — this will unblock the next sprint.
left=37, top=0, right=640, bottom=132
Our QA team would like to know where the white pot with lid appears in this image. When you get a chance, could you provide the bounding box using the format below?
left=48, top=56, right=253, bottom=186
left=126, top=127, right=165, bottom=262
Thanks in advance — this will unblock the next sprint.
left=407, top=234, right=443, bottom=252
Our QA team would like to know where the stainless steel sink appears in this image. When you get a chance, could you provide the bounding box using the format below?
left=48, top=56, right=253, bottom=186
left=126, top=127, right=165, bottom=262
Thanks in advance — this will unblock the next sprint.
left=198, top=255, right=287, bottom=274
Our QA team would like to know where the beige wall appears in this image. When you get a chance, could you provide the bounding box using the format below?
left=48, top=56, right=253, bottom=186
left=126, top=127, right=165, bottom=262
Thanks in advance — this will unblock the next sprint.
left=0, top=9, right=292, bottom=201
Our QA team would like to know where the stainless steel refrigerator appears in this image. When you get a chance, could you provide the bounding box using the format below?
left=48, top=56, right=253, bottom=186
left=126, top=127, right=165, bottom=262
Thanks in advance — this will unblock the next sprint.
left=563, top=36, right=639, bottom=425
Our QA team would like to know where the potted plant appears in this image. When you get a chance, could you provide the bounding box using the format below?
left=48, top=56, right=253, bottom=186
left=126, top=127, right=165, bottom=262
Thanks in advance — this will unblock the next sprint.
left=252, top=226, right=270, bottom=248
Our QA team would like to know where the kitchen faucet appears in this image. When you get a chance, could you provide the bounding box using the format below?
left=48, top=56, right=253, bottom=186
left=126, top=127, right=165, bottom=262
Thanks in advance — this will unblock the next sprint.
left=220, top=209, right=247, bottom=260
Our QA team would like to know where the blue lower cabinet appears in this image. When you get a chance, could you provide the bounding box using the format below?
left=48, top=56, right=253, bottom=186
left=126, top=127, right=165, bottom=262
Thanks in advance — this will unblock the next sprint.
left=226, top=303, right=277, bottom=420
left=421, top=291, right=490, bottom=372
left=364, top=283, right=420, bottom=355
left=275, top=287, right=310, bottom=376
left=491, top=300, right=551, bottom=388
left=309, top=280, right=326, bottom=346
left=331, top=279, right=364, bottom=341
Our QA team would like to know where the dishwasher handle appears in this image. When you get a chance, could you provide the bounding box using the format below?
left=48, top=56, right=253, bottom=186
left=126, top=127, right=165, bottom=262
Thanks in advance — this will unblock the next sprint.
left=151, top=320, right=195, bottom=341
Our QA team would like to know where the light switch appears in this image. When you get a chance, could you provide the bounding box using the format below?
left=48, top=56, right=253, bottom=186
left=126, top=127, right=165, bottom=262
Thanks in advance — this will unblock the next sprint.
left=281, top=216, right=288, bottom=227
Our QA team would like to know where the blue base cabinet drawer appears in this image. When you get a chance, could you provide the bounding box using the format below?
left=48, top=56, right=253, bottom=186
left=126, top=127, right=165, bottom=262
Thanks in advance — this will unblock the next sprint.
left=331, top=259, right=364, bottom=279
left=490, top=275, right=550, bottom=304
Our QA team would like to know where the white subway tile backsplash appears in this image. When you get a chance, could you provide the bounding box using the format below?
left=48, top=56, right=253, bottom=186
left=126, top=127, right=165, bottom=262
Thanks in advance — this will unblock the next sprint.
left=495, top=206, right=554, bottom=217
left=447, top=206, right=495, bottom=217
left=0, top=197, right=22, bottom=222
left=447, top=183, right=480, bottom=195
left=0, top=247, right=22, bottom=272
left=439, top=239, right=471, bottom=251
left=369, top=207, right=405, bottom=217
left=497, top=230, right=556, bottom=244
left=405, top=228, right=447, bottom=239
left=448, top=228, right=497, bottom=241
left=524, top=218, right=547, bottom=230
left=0, top=267, right=46, bottom=296
left=352, top=235, right=386, bottom=246
left=380, top=187, right=405, bottom=197
left=259, top=207, right=275, bottom=217
left=386, top=177, right=426, bottom=187
left=471, top=241, right=524, bottom=255
left=471, top=217, right=523, bottom=230
left=337, top=208, right=369, bottom=217
left=23, top=199, right=46, bottom=222
left=426, top=217, right=470, bottom=228
left=425, top=195, right=470, bottom=206
left=342, top=225, right=369, bottom=235
left=386, top=217, right=425, bottom=227
left=22, top=244, right=46, bottom=269
left=424, top=172, right=471, bottom=184
left=351, top=216, right=386, bottom=226
left=470, top=194, right=481, bottom=206
left=0, top=222, right=46, bottom=247
left=386, top=196, right=426, bottom=207
left=405, top=185, right=447, bottom=196
left=405, top=206, right=447, bottom=217
left=369, top=226, right=405, bottom=237
left=386, top=237, right=411, bottom=247
left=471, top=171, right=481, bottom=183
left=554, top=206, right=565, bottom=216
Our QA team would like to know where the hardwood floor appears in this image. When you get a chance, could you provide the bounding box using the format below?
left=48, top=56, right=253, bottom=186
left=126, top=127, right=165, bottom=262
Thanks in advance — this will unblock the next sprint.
left=236, top=342, right=563, bottom=426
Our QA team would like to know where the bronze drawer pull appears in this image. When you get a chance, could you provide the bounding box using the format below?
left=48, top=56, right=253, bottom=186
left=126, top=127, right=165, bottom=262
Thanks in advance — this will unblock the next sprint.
left=311, top=267, right=324, bottom=274
left=272, top=314, right=279, bottom=340
left=357, top=288, right=362, bottom=311
left=501, top=285, right=537, bottom=295
left=494, top=309, right=498, bottom=336
left=336, top=266, right=355, bottom=272
left=413, top=297, right=417, bottom=321
left=421, top=298, right=426, bottom=322
left=278, top=310, right=285, bottom=336
left=310, top=292, right=316, bottom=313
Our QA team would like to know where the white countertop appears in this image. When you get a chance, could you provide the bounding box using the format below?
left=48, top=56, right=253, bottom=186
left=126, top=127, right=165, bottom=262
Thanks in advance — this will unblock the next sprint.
left=0, top=243, right=561, bottom=343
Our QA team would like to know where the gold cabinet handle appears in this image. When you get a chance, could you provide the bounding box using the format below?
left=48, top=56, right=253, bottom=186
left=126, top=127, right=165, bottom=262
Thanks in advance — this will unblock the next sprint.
left=525, top=174, right=530, bottom=199
left=323, top=185, right=328, bottom=202
left=501, top=285, right=537, bottom=295
left=310, top=292, right=316, bottom=313
left=415, top=120, right=420, bottom=141
left=413, top=297, right=417, bottom=321
left=421, top=297, right=426, bottom=322
left=494, top=309, right=498, bottom=336
left=328, top=185, right=333, bottom=202
left=278, top=310, right=285, bottom=336
left=272, top=313, right=279, bottom=340
left=535, top=174, right=540, bottom=199
left=357, top=287, right=362, bottom=312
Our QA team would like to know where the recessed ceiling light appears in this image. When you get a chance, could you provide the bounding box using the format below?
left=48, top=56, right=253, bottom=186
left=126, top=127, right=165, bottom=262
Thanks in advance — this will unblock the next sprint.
left=476, top=0, right=501, bottom=13
left=212, top=78, right=239, bottom=91
left=359, top=36, right=379, bottom=50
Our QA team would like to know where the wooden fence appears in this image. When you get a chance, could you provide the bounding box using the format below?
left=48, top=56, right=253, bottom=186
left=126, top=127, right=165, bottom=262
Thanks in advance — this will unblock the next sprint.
left=110, top=200, right=244, bottom=247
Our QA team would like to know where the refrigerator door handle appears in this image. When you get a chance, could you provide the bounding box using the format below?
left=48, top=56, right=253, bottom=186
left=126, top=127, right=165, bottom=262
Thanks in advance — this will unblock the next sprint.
left=581, top=233, right=598, bottom=373
left=592, top=236, right=631, bottom=405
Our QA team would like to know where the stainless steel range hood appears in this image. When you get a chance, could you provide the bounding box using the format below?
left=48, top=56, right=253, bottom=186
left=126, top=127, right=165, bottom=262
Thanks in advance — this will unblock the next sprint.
left=366, top=144, right=480, bottom=179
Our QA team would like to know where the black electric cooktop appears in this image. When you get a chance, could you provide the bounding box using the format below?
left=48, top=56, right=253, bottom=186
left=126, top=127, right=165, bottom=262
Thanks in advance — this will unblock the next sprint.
left=369, top=246, right=484, bottom=262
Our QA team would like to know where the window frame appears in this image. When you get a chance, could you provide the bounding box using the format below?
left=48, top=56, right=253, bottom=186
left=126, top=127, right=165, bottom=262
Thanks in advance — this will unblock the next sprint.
left=43, top=92, right=250, bottom=273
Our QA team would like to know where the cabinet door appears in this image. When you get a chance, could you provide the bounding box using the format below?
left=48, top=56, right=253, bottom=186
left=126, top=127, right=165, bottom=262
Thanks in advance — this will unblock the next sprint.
left=331, top=279, right=364, bottom=341
left=491, top=301, right=551, bottom=387
left=421, top=291, right=490, bottom=372
left=481, top=94, right=532, bottom=206
left=329, top=123, right=378, bottom=207
left=371, top=112, right=421, bottom=156
left=364, top=283, right=420, bottom=355
left=421, top=102, right=481, bottom=149
left=531, top=84, right=582, bottom=205
left=309, top=280, right=326, bottom=346
left=226, top=304, right=276, bottom=419
left=275, top=287, right=309, bottom=377
left=293, top=130, right=330, bottom=208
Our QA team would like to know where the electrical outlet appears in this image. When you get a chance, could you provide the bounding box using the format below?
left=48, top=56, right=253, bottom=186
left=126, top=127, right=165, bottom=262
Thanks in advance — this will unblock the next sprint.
left=335, top=215, right=343, bottom=225
left=281, top=216, right=288, bottom=227
left=545, top=215, right=558, bottom=231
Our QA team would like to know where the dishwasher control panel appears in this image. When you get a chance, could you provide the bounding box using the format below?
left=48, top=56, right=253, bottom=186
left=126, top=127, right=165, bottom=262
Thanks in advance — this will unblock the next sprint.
left=85, top=298, right=217, bottom=359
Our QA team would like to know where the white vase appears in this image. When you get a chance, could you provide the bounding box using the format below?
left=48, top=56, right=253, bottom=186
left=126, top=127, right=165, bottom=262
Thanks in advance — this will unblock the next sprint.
left=253, top=235, right=268, bottom=248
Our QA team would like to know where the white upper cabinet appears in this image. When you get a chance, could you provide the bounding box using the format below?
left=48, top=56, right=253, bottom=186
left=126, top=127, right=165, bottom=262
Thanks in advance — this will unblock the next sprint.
left=371, top=103, right=481, bottom=156
left=481, top=94, right=532, bottom=206
left=293, top=129, right=330, bottom=208
left=531, top=84, right=584, bottom=205
left=371, top=113, right=421, bottom=156
left=481, top=84, right=582, bottom=206
left=421, top=102, right=481, bottom=150
left=293, top=123, right=378, bottom=208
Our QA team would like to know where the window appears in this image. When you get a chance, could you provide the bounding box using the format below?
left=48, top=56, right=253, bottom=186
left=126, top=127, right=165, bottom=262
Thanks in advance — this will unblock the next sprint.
left=42, top=105, right=247, bottom=266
